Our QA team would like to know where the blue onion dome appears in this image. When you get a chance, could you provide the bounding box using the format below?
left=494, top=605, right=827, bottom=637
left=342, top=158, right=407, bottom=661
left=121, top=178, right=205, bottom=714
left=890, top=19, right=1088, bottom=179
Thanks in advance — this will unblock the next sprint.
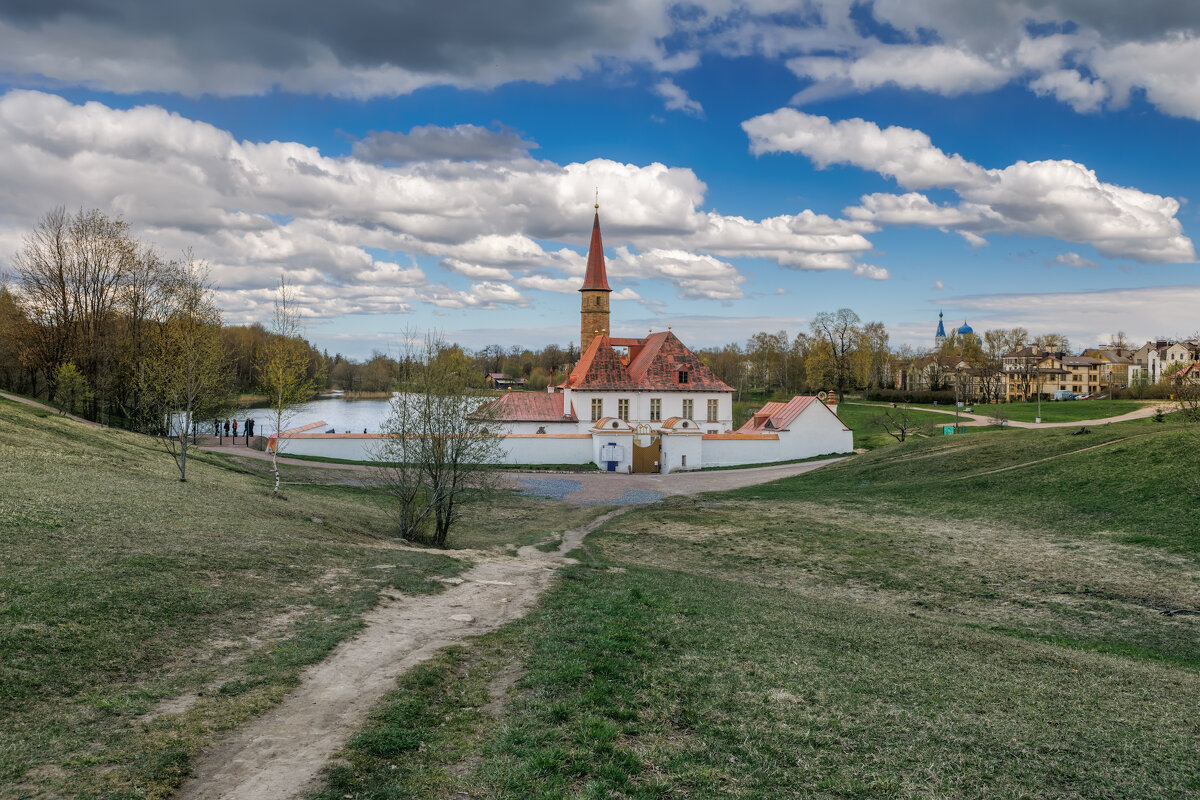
left=957, top=321, right=974, bottom=335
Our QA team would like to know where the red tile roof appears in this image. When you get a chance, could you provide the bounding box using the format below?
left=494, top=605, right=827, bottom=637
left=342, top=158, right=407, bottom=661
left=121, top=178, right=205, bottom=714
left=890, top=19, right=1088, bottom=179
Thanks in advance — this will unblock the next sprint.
left=625, top=331, right=732, bottom=391
left=567, top=333, right=636, bottom=389
left=477, top=392, right=577, bottom=422
left=565, top=331, right=733, bottom=392
left=580, top=208, right=611, bottom=292
left=735, top=396, right=828, bottom=433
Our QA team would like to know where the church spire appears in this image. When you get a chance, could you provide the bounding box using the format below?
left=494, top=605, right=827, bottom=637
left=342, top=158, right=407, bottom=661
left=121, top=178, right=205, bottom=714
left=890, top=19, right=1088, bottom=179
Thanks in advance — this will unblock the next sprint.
left=579, top=203, right=611, bottom=352
left=580, top=204, right=611, bottom=291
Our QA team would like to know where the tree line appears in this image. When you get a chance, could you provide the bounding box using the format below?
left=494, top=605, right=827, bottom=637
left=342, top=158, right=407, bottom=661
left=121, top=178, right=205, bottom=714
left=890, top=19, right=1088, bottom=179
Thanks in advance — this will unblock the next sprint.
left=0, top=208, right=326, bottom=425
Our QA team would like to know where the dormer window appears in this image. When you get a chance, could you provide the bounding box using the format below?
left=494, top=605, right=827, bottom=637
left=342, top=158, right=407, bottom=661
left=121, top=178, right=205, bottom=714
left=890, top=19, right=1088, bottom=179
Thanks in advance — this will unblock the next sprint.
left=678, top=371, right=689, bottom=384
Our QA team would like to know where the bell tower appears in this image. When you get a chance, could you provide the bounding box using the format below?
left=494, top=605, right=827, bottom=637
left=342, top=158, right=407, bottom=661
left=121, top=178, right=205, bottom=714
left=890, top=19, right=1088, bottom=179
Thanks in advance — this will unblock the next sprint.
left=579, top=203, right=611, bottom=351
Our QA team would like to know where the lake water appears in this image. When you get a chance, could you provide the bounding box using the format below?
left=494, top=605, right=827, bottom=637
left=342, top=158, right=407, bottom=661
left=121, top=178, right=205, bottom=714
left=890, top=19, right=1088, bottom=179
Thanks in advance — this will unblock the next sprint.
left=221, top=393, right=397, bottom=435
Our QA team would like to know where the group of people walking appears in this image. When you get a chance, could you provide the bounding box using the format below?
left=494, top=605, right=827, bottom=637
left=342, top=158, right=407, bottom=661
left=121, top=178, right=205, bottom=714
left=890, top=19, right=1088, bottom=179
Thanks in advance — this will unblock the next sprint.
left=214, top=417, right=255, bottom=443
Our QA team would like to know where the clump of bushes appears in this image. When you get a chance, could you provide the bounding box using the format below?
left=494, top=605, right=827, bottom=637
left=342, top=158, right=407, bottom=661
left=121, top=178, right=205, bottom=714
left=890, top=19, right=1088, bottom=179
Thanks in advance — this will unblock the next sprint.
left=863, top=388, right=957, bottom=405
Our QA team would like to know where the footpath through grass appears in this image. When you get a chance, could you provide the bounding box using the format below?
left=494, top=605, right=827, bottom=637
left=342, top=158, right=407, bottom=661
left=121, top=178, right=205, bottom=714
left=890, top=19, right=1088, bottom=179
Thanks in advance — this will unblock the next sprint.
left=312, top=415, right=1200, bottom=799
left=0, top=397, right=598, bottom=799
left=854, top=397, right=1154, bottom=424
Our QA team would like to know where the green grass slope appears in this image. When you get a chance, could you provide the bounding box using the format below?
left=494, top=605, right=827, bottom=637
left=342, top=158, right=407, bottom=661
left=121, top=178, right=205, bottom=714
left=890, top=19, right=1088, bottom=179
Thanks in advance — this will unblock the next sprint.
left=309, top=415, right=1200, bottom=799
left=0, top=397, right=593, bottom=799
left=734, top=416, right=1196, bottom=552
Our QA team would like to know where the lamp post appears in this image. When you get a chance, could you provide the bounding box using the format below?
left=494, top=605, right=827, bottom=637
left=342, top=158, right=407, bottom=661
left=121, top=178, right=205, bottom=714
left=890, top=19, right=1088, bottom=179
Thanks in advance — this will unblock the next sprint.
left=1035, top=368, right=1043, bottom=424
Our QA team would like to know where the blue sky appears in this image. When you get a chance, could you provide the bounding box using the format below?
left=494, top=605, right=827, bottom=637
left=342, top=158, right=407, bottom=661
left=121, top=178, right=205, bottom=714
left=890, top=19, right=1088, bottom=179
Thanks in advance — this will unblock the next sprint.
left=0, top=1, right=1198, bottom=358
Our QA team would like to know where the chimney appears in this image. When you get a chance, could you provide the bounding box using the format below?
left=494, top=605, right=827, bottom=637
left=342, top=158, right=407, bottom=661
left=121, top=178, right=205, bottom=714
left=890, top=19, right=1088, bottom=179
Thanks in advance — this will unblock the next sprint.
left=563, top=382, right=572, bottom=417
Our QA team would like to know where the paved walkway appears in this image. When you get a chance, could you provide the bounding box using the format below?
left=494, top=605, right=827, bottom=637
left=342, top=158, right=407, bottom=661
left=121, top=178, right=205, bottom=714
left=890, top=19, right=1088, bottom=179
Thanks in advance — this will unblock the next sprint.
left=845, top=401, right=1163, bottom=429
left=0, top=390, right=99, bottom=426
left=507, top=458, right=847, bottom=504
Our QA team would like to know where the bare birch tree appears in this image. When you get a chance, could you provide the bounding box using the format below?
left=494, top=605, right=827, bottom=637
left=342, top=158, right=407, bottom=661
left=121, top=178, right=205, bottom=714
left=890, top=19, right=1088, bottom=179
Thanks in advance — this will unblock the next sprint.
left=143, top=255, right=225, bottom=482
left=257, top=278, right=318, bottom=494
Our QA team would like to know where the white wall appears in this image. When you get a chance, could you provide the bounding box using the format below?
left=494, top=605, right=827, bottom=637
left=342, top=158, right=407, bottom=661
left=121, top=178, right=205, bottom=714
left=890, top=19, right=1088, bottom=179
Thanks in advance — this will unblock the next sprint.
left=273, top=398, right=850, bottom=470
left=505, top=420, right=576, bottom=435
left=497, top=435, right=593, bottom=465
left=274, top=431, right=593, bottom=466
left=660, top=432, right=702, bottom=473
left=700, top=435, right=780, bottom=467
left=774, top=404, right=853, bottom=460
left=275, top=435, right=377, bottom=461
left=591, top=430, right=634, bottom=473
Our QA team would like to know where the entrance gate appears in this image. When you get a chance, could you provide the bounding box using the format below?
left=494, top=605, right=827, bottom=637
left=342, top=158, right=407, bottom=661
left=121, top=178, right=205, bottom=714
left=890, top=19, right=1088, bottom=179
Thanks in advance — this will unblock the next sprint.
left=632, top=424, right=661, bottom=473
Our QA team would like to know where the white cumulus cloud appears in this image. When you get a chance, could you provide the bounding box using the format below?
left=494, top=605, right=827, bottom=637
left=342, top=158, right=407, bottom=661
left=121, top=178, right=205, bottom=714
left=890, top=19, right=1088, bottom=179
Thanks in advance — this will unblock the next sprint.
left=653, top=79, right=704, bottom=116
left=0, top=90, right=889, bottom=326
left=744, top=108, right=1195, bottom=264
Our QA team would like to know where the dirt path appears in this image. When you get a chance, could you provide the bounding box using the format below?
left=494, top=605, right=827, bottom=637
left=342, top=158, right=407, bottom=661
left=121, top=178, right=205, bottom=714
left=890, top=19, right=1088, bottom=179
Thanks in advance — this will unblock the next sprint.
left=0, top=390, right=99, bottom=426
left=174, top=457, right=841, bottom=797
left=174, top=456, right=835, bottom=796
left=947, top=435, right=1138, bottom=481
left=172, top=508, right=633, bottom=799
left=844, top=400, right=1163, bottom=428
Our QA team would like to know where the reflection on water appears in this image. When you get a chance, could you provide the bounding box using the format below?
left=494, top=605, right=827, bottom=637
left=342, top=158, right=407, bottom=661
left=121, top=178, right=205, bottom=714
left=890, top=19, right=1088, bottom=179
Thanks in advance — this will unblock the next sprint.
left=220, top=392, right=397, bottom=436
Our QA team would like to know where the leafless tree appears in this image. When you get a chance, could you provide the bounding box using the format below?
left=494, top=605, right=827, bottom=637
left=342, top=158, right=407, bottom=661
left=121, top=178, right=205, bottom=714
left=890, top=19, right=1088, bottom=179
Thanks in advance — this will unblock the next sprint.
left=371, top=331, right=508, bottom=547
left=143, top=255, right=226, bottom=482
left=10, top=207, right=139, bottom=414
left=870, top=405, right=929, bottom=442
left=809, top=308, right=862, bottom=402
left=258, top=278, right=319, bottom=494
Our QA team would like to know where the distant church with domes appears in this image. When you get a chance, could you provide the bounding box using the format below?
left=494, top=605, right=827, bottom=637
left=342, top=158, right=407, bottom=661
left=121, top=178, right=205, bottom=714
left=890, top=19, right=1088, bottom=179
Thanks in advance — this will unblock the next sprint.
left=934, top=311, right=974, bottom=349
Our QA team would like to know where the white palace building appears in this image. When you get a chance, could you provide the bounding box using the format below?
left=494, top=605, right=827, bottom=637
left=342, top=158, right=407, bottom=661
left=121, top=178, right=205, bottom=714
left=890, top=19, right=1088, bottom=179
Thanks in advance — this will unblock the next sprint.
left=272, top=206, right=853, bottom=472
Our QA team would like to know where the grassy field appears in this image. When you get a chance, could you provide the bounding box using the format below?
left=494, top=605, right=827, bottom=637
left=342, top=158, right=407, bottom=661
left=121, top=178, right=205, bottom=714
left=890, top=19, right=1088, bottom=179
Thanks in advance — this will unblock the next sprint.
left=834, top=402, right=976, bottom=449
left=0, top=396, right=603, bottom=798
left=989, top=398, right=1155, bottom=423
left=310, top=415, right=1200, bottom=798
left=854, top=397, right=1155, bottom=424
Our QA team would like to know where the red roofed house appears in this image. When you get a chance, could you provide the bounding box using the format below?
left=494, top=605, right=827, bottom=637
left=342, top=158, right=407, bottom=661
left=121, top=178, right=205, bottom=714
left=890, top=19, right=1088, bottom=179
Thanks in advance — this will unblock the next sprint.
left=478, top=204, right=852, bottom=472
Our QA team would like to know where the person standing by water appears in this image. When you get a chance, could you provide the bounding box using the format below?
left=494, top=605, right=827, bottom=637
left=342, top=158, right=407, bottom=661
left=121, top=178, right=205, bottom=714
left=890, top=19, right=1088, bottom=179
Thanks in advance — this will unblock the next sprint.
left=224, top=419, right=230, bottom=437
left=232, top=419, right=238, bottom=441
